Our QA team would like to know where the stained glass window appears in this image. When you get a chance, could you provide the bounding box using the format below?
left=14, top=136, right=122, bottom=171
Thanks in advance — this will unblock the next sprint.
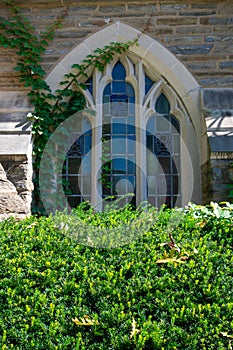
left=146, top=93, right=180, bottom=208
left=62, top=118, right=92, bottom=208
left=102, top=61, right=136, bottom=206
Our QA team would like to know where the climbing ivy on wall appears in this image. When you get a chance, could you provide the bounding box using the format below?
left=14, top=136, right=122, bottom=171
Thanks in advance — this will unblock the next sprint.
left=0, top=0, right=137, bottom=213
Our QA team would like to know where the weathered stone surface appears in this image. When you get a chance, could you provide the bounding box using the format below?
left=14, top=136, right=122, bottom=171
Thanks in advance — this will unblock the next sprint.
left=219, top=61, right=233, bottom=69
left=157, top=17, right=197, bottom=26
left=203, top=88, right=233, bottom=109
left=200, top=17, right=233, bottom=25
left=0, top=163, right=28, bottom=219
left=169, top=44, right=213, bottom=55
left=0, top=135, right=31, bottom=155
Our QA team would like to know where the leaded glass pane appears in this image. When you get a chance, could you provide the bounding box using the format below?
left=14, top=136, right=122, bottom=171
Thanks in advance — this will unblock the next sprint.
left=155, top=93, right=170, bottom=114
left=145, top=75, right=154, bottom=94
left=63, top=118, right=92, bottom=207
left=102, top=61, right=136, bottom=206
left=146, top=112, right=180, bottom=208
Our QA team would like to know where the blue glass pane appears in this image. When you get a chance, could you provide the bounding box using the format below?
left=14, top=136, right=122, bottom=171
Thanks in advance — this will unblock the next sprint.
left=103, top=83, right=111, bottom=95
left=112, top=61, right=126, bottom=80
left=146, top=117, right=155, bottom=134
left=128, top=175, right=136, bottom=187
left=155, top=93, right=170, bottom=114
left=128, top=116, right=135, bottom=130
left=112, top=137, right=126, bottom=154
left=112, top=122, right=126, bottom=134
left=112, top=158, right=126, bottom=173
left=84, top=134, right=91, bottom=152
left=129, top=96, right=135, bottom=104
left=127, top=135, right=136, bottom=154
left=145, top=75, right=154, bottom=94
left=112, top=81, right=126, bottom=93
left=126, top=83, right=135, bottom=96
left=127, top=160, right=136, bottom=174
left=110, top=94, right=128, bottom=102
left=127, top=123, right=135, bottom=134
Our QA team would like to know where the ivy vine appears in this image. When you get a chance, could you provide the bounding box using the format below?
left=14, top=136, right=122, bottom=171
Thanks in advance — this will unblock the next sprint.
left=0, top=0, right=138, bottom=213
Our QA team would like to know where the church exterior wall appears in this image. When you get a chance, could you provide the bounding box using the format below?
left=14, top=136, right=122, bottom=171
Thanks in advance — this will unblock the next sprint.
left=0, top=0, right=232, bottom=217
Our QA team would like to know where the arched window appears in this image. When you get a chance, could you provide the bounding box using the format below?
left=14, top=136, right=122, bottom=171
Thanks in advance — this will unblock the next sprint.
left=146, top=94, right=181, bottom=208
left=62, top=117, right=92, bottom=207
left=62, top=58, right=182, bottom=209
left=46, top=23, right=205, bottom=209
left=102, top=62, right=136, bottom=206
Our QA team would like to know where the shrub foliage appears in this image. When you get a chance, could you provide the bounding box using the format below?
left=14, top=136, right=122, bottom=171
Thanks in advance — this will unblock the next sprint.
left=0, top=202, right=232, bottom=349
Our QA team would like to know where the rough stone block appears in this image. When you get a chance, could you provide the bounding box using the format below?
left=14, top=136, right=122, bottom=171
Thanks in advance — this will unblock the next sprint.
left=157, top=17, right=197, bottom=26
left=169, top=44, right=213, bottom=55
left=200, top=17, right=233, bottom=25
left=0, top=163, right=28, bottom=217
left=203, top=88, right=233, bottom=109
left=219, top=61, right=233, bottom=69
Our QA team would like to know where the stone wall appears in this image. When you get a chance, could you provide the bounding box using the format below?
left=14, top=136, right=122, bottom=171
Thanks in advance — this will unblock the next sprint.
left=0, top=159, right=32, bottom=220
left=0, top=0, right=232, bottom=91
left=0, top=0, right=232, bottom=216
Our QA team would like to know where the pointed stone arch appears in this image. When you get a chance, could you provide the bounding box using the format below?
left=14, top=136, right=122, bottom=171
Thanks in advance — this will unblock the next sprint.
left=46, top=22, right=209, bottom=205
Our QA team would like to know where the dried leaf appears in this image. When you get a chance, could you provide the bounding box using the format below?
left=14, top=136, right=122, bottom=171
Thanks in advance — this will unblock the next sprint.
left=130, top=317, right=140, bottom=339
left=72, top=315, right=100, bottom=326
left=220, top=332, right=233, bottom=339
left=156, top=257, right=186, bottom=264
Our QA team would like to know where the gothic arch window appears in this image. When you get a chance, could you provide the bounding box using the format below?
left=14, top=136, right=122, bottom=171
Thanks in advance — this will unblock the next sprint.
left=46, top=22, right=206, bottom=208
left=63, top=57, right=184, bottom=209
left=146, top=94, right=181, bottom=208
left=62, top=117, right=92, bottom=207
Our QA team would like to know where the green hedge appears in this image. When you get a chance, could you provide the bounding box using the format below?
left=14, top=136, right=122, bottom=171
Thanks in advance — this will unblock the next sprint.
left=0, top=202, right=232, bottom=349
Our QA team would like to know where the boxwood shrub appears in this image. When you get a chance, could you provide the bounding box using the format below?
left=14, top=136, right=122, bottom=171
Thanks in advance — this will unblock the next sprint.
left=0, top=202, right=232, bottom=349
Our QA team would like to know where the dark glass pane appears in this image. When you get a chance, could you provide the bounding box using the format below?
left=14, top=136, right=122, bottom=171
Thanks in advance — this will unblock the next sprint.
left=171, top=115, right=180, bottom=133
left=85, top=77, right=93, bottom=95
left=159, top=157, right=171, bottom=174
left=173, top=175, right=179, bottom=195
left=128, top=160, right=136, bottom=174
left=112, top=61, right=126, bottom=80
left=68, top=196, right=81, bottom=208
left=68, top=176, right=80, bottom=194
left=147, top=134, right=153, bottom=151
left=155, top=93, right=170, bottom=114
left=165, top=196, right=172, bottom=208
left=104, top=83, right=111, bottom=95
left=67, top=136, right=84, bottom=156
left=68, top=158, right=81, bottom=174
left=145, top=75, right=154, bottom=94
left=172, top=155, right=180, bottom=174
left=128, top=175, right=136, bottom=187
left=102, top=123, right=111, bottom=134
left=165, top=175, right=172, bottom=195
